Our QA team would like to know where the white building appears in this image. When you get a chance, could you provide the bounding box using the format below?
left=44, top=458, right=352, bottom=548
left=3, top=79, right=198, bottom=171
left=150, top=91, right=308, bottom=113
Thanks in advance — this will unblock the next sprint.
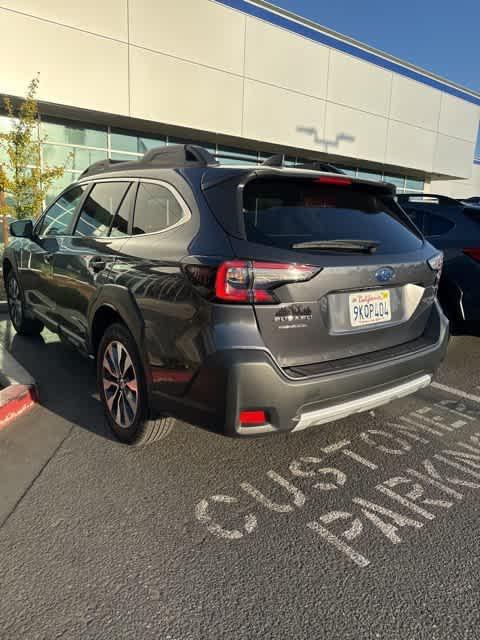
left=0, top=0, right=479, bottom=199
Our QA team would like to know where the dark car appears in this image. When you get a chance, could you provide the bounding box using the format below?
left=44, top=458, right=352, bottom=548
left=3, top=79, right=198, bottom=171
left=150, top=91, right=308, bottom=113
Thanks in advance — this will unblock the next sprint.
left=397, top=193, right=480, bottom=334
left=462, top=196, right=480, bottom=207
left=3, top=145, right=448, bottom=445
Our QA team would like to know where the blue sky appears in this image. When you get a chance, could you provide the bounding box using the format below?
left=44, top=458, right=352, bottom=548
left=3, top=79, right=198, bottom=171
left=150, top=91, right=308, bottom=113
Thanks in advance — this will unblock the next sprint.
left=271, top=0, right=479, bottom=93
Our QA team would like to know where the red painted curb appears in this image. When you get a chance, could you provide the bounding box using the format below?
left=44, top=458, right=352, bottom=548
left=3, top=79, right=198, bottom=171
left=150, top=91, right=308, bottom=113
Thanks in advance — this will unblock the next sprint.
left=0, top=384, right=38, bottom=432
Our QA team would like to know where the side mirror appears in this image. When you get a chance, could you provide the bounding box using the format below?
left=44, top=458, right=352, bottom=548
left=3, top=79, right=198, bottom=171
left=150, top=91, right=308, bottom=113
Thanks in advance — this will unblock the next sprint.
left=10, top=219, right=34, bottom=239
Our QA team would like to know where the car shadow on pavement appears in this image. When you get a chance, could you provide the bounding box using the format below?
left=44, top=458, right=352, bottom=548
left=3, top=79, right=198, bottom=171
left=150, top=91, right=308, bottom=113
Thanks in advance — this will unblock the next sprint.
left=0, top=315, right=116, bottom=442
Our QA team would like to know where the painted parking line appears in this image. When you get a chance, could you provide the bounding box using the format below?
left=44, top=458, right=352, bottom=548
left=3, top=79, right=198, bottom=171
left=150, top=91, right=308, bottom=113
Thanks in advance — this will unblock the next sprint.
left=431, top=382, right=480, bottom=404
left=195, top=396, right=480, bottom=569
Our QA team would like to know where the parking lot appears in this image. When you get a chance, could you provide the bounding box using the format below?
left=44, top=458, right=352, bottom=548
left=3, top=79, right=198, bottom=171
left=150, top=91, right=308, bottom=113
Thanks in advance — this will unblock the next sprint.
left=0, top=314, right=480, bottom=639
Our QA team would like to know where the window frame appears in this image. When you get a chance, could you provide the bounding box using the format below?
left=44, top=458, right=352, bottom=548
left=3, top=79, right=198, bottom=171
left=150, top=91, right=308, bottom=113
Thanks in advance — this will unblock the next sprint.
left=131, top=178, right=191, bottom=237
left=35, top=183, right=91, bottom=239
left=72, top=179, right=133, bottom=239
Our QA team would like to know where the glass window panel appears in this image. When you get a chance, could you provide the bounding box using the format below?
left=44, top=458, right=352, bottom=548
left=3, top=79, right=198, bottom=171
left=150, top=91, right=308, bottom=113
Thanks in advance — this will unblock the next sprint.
left=133, top=183, right=184, bottom=235
left=384, top=174, right=405, bottom=189
left=111, top=185, right=135, bottom=237
left=73, top=147, right=107, bottom=171
left=340, top=167, right=357, bottom=177
left=75, top=182, right=130, bottom=237
left=110, top=151, right=141, bottom=161
left=45, top=172, right=78, bottom=206
left=475, top=124, right=480, bottom=160
left=217, top=145, right=258, bottom=161
left=138, top=136, right=166, bottom=153
left=42, top=120, right=107, bottom=148
left=405, top=176, right=425, bottom=191
left=42, top=143, right=73, bottom=168
left=38, top=185, right=86, bottom=236
left=111, top=129, right=138, bottom=153
left=218, top=156, right=257, bottom=166
left=357, top=170, right=382, bottom=182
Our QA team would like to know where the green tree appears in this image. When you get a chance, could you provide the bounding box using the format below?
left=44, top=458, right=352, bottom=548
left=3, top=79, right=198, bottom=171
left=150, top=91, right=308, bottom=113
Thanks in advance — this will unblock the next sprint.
left=0, top=75, right=66, bottom=221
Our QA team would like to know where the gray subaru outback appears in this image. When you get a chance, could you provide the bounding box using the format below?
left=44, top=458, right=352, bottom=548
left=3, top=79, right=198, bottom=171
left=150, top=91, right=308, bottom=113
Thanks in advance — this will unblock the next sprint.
left=3, top=145, right=449, bottom=445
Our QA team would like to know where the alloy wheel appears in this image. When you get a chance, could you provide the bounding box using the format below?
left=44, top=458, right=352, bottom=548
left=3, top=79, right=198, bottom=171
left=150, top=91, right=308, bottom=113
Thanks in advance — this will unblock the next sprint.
left=102, top=340, right=139, bottom=428
left=8, top=276, right=23, bottom=328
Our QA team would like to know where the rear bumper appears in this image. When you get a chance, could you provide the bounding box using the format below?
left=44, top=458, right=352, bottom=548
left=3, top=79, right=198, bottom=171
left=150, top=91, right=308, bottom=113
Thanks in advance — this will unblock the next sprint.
left=151, top=301, right=449, bottom=436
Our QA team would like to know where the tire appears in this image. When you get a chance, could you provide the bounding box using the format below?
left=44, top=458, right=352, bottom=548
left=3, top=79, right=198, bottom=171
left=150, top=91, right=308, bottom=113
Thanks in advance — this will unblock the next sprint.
left=97, top=322, right=174, bottom=446
left=6, top=270, right=44, bottom=336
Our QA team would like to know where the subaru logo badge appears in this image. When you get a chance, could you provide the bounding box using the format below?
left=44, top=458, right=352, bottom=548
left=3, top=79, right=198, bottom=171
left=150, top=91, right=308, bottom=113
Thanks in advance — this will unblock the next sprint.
left=375, top=267, right=395, bottom=283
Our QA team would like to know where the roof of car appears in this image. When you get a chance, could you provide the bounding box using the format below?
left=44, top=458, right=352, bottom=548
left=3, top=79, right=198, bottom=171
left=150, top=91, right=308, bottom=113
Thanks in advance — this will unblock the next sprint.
left=76, top=144, right=395, bottom=194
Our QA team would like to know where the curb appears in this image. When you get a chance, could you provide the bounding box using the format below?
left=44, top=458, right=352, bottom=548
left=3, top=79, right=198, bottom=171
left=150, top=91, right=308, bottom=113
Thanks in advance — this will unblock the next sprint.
left=0, top=343, right=38, bottom=432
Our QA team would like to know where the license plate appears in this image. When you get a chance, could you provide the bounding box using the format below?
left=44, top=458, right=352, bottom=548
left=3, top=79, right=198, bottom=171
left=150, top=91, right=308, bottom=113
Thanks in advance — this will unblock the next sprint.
left=349, top=290, right=391, bottom=328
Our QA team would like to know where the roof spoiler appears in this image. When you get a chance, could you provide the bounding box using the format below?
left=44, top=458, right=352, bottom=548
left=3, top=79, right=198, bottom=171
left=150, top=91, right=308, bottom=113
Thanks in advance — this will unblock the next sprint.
left=261, top=153, right=344, bottom=174
left=79, top=144, right=219, bottom=178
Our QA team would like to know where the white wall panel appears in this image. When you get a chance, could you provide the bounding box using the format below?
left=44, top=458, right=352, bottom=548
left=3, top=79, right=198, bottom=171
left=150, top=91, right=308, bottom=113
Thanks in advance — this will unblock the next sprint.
left=129, top=0, right=245, bottom=75
left=432, top=164, right=480, bottom=198
left=245, top=17, right=329, bottom=99
left=327, top=50, right=391, bottom=117
left=385, top=121, right=435, bottom=172
left=243, top=80, right=326, bottom=149
left=438, top=94, right=479, bottom=142
left=433, top=134, right=474, bottom=179
left=0, top=10, right=129, bottom=114
left=130, top=47, right=243, bottom=136
left=324, top=102, right=387, bottom=161
left=389, top=75, right=441, bottom=131
left=0, top=0, right=128, bottom=41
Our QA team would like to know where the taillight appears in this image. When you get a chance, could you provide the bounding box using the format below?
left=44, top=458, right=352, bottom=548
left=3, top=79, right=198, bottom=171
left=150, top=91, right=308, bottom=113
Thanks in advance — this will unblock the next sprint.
left=215, top=261, right=319, bottom=303
left=427, top=252, right=444, bottom=273
left=427, top=252, right=444, bottom=292
left=314, top=176, right=352, bottom=186
left=464, top=248, right=480, bottom=263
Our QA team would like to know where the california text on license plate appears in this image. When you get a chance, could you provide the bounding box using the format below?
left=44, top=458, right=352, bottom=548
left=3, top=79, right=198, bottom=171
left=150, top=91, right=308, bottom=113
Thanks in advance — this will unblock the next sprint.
left=349, top=290, right=391, bottom=327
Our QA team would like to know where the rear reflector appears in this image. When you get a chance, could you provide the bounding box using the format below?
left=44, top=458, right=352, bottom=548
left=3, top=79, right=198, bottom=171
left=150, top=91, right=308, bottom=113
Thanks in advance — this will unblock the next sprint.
left=239, top=410, right=268, bottom=426
left=315, top=176, right=352, bottom=186
left=215, top=260, right=319, bottom=303
left=464, top=248, right=480, bottom=263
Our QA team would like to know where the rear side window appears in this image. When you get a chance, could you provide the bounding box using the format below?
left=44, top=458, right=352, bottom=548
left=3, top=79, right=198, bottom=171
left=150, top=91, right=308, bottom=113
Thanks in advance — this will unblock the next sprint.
left=75, top=182, right=130, bottom=237
left=424, top=214, right=455, bottom=237
left=243, top=179, right=423, bottom=254
left=132, top=182, right=184, bottom=235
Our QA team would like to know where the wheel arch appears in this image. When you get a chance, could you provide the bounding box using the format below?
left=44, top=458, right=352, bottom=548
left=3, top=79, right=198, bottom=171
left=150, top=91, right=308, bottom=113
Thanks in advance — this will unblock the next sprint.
left=88, top=285, right=146, bottom=361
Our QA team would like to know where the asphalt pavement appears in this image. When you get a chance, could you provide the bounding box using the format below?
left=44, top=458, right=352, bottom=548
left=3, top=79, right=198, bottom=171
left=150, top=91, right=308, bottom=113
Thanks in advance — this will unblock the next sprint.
left=0, top=315, right=480, bottom=640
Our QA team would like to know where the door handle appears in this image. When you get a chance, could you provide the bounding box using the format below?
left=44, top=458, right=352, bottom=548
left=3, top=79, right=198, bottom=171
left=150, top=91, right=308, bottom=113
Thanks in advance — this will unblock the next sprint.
left=90, top=257, right=107, bottom=273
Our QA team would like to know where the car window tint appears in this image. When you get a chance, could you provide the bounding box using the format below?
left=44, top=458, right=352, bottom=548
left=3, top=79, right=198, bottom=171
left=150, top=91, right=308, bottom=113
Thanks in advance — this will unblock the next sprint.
left=110, top=184, right=134, bottom=238
left=403, top=208, right=425, bottom=233
left=132, top=182, right=184, bottom=235
left=243, top=179, right=423, bottom=254
left=425, top=214, right=455, bottom=237
left=75, top=182, right=130, bottom=237
left=37, top=185, right=86, bottom=237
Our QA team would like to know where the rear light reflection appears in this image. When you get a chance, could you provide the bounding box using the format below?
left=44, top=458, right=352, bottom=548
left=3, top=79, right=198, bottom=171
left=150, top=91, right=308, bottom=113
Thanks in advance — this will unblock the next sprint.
left=215, top=260, right=319, bottom=304
left=239, top=410, right=268, bottom=427
left=464, top=248, right=480, bottom=263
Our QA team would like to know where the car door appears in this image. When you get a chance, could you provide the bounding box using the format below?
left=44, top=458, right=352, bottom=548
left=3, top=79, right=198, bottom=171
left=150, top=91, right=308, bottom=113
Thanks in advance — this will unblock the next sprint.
left=50, top=179, right=134, bottom=350
left=18, top=184, right=87, bottom=326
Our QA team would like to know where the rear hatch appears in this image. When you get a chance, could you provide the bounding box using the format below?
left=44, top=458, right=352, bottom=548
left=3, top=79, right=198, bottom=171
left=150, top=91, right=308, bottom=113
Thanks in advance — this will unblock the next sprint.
left=203, top=170, right=439, bottom=370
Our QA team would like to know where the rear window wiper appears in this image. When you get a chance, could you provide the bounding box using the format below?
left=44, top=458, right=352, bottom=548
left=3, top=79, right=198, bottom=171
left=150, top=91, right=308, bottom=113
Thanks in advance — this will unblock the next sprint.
left=291, top=239, right=380, bottom=253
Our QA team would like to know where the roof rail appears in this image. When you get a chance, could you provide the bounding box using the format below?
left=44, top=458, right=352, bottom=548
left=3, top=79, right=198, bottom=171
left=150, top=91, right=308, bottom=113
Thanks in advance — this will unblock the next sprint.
left=79, top=144, right=219, bottom=178
left=261, top=153, right=343, bottom=173
left=79, top=158, right=125, bottom=178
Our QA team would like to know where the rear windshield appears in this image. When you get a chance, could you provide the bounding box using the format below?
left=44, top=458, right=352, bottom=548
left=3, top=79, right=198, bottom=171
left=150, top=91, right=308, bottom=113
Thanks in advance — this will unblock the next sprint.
left=243, top=179, right=423, bottom=254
